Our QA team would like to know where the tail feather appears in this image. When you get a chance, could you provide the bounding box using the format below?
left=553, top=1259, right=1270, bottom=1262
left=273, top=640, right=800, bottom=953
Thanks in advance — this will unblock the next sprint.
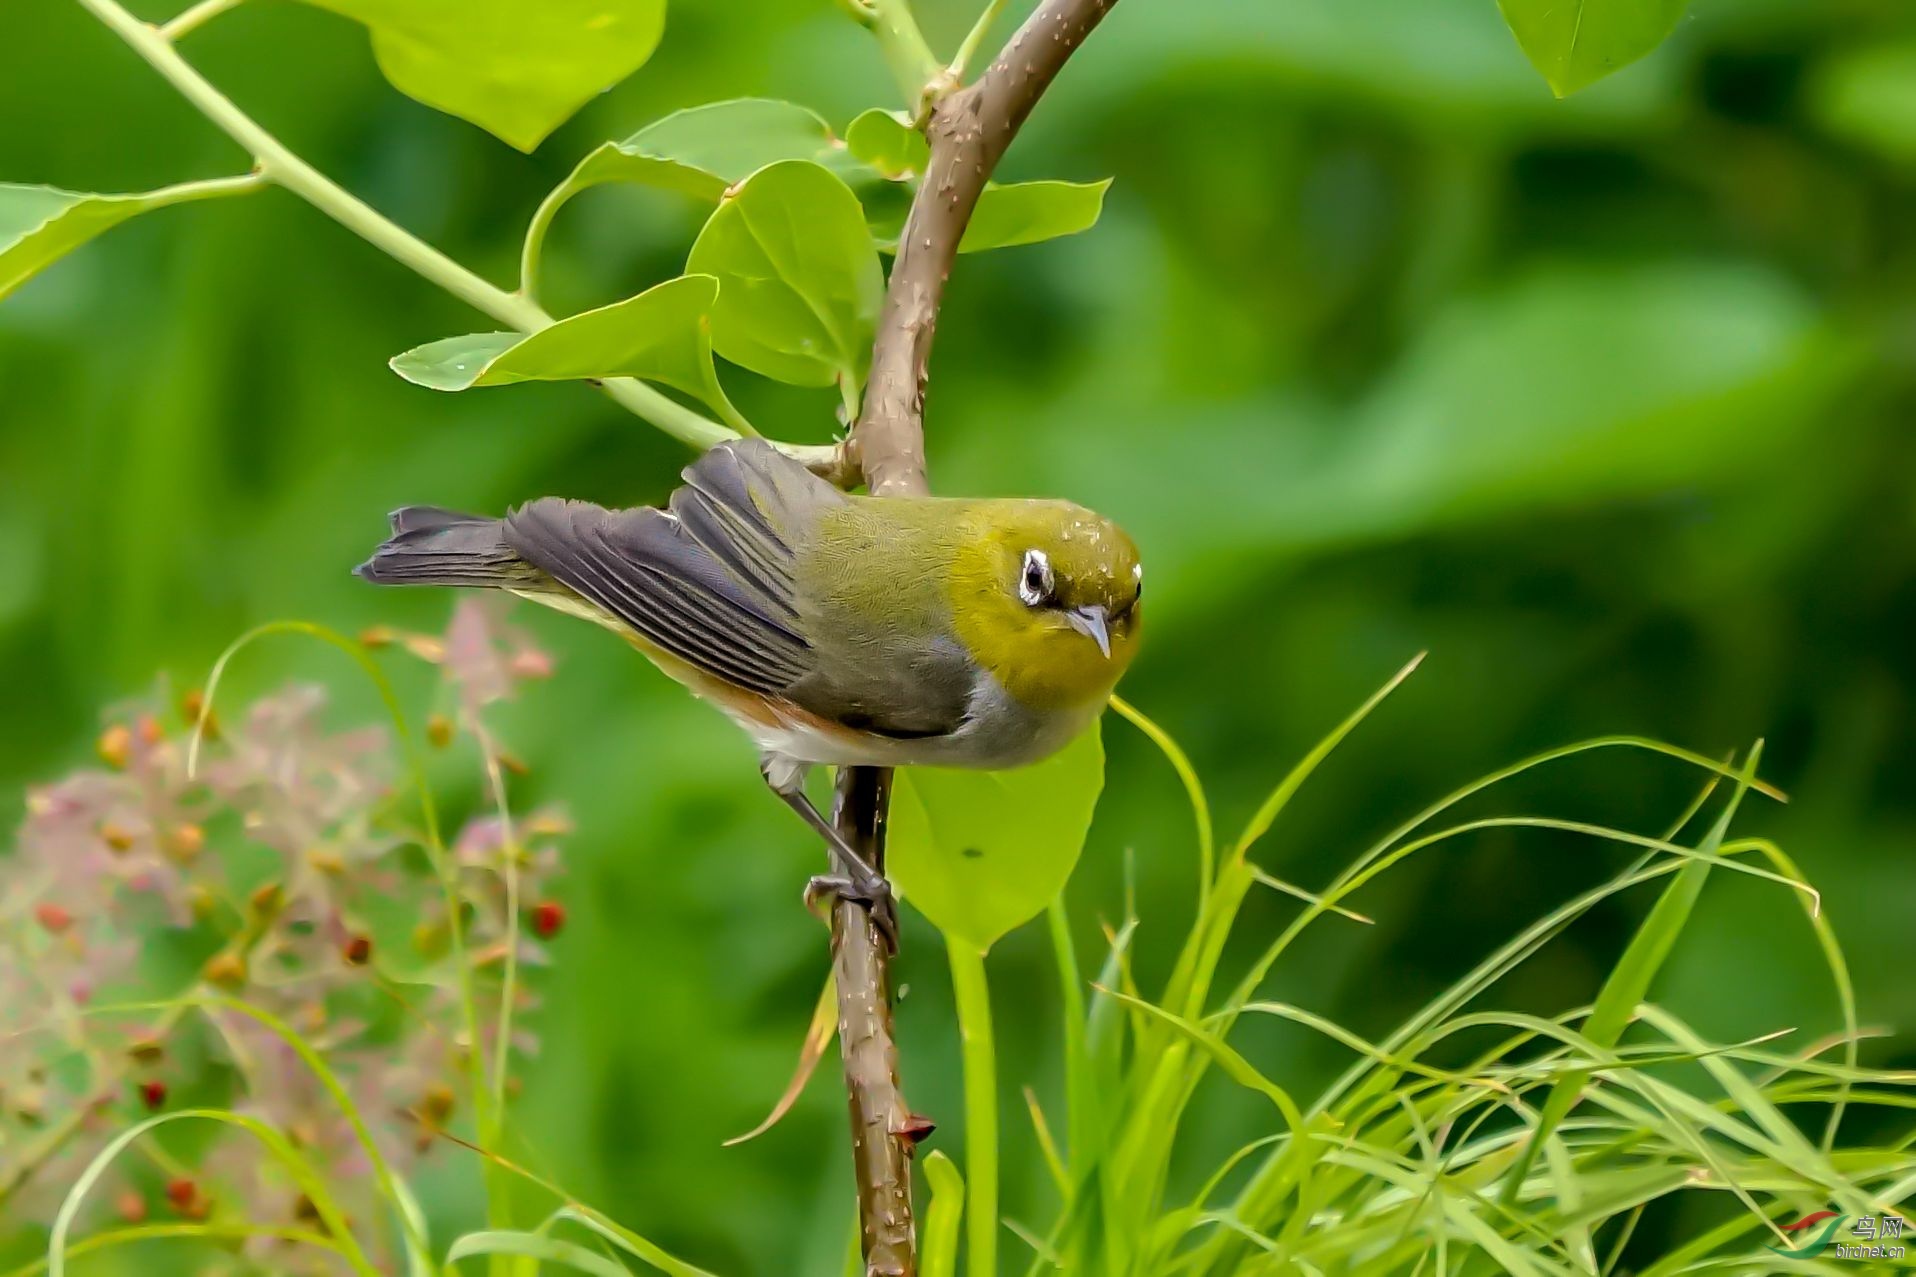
left=354, top=506, right=547, bottom=589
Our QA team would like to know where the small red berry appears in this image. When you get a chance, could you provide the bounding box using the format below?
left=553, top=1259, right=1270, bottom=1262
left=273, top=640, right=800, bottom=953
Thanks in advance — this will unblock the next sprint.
left=35, top=903, right=73, bottom=934
left=138, top=1080, right=167, bottom=1110
left=531, top=901, right=565, bottom=939
left=116, top=1190, right=147, bottom=1224
left=164, top=1178, right=197, bottom=1212
left=343, top=933, right=373, bottom=966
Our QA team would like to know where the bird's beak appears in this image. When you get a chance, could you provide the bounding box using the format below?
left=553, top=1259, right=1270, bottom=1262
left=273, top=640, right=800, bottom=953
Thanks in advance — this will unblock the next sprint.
left=1066, top=605, right=1112, bottom=659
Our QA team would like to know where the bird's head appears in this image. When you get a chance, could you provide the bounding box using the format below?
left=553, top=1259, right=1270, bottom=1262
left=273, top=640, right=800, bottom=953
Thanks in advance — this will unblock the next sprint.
left=949, top=500, right=1143, bottom=711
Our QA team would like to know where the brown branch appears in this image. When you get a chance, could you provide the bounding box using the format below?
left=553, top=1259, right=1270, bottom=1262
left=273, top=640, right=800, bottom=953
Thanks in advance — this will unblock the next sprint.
left=828, top=2, right=1122, bottom=1274
left=850, top=0, right=1121, bottom=498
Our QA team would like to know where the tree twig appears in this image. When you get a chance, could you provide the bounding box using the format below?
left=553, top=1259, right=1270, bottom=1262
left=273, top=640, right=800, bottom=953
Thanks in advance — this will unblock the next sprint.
left=830, top=2, right=1122, bottom=1274
left=849, top=0, right=1120, bottom=497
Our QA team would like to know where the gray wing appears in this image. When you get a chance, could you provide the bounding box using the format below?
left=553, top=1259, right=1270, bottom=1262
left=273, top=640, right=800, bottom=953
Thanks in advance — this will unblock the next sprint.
left=503, top=441, right=838, bottom=697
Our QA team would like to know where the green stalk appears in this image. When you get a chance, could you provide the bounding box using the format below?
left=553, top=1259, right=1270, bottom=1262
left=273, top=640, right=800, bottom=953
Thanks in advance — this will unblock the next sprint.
left=868, top=0, right=944, bottom=111
left=947, top=938, right=999, bottom=1277
left=948, top=0, right=1012, bottom=79
left=158, top=0, right=245, bottom=41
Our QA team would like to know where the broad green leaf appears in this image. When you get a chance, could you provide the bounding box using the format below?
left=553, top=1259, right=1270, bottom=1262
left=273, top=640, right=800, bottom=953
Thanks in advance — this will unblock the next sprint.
left=685, top=161, right=883, bottom=390
left=891, top=721, right=1105, bottom=952
left=846, top=109, right=1110, bottom=253
left=0, top=176, right=257, bottom=302
left=298, top=0, right=665, bottom=151
left=1811, top=44, right=1916, bottom=167
left=845, top=108, right=928, bottom=179
left=389, top=275, right=741, bottom=423
left=526, top=101, right=908, bottom=285
left=1496, top=0, right=1688, bottom=97
left=960, top=180, right=1110, bottom=254
left=557, top=99, right=860, bottom=203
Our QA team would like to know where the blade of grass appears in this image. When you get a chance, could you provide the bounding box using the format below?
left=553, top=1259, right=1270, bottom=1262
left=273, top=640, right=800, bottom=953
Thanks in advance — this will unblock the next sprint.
left=48, top=1109, right=375, bottom=1277
left=922, top=1151, right=967, bottom=1277
left=1109, top=695, right=1214, bottom=901
left=948, top=937, right=1000, bottom=1277
left=1498, top=744, right=1764, bottom=1207
left=6, top=1223, right=342, bottom=1277
left=448, top=1231, right=632, bottom=1277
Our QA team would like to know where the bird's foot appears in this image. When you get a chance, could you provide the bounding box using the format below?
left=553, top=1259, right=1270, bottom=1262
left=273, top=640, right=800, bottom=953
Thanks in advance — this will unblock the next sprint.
left=806, top=872, right=900, bottom=955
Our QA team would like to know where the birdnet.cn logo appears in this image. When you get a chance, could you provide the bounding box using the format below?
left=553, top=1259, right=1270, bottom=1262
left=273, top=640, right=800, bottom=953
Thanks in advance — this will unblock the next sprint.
left=1766, top=1209, right=1907, bottom=1261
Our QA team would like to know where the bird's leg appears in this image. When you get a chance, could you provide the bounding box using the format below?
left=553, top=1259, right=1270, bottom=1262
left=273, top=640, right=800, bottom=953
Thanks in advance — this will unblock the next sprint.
left=760, top=758, right=900, bottom=953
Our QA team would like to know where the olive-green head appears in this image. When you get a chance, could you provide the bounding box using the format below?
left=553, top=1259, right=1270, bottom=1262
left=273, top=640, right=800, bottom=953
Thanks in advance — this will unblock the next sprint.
left=948, top=500, right=1143, bottom=710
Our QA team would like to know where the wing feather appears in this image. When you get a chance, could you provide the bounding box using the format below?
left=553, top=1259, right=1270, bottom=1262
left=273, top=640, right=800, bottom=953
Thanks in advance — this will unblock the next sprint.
left=501, top=441, right=838, bottom=697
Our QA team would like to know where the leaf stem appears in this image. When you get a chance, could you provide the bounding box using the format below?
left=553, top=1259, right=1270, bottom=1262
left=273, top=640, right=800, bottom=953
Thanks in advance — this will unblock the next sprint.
left=833, top=0, right=878, bottom=27
left=947, top=939, right=999, bottom=1277
left=159, top=0, right=244, bottom=41
left=948, top=0, right=1011, bottom=80
left=869, top=0, right=944, bottom=111
left=72, top=0, right=740, bottom=453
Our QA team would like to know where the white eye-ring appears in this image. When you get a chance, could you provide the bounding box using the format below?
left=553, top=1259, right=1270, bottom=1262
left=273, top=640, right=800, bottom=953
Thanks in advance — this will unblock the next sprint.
left=1019, top=548, right=1054, bottom=606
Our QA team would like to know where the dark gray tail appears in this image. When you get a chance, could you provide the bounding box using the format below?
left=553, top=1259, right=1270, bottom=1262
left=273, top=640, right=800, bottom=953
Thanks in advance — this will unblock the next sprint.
left=354, top=506, right=547, bottom=589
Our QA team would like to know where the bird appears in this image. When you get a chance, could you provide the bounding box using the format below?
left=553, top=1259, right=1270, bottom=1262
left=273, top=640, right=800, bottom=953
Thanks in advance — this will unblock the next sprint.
left=353, top=439, right=1142, bottom=947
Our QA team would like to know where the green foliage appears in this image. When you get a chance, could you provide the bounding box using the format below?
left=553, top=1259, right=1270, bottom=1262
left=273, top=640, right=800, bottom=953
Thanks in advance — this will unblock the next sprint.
left=1496, top=0, right=1689, bottom=96
left=298, top=0, right=666, bottom=151
left=0, top=176, right=256, bottom=301
left=552, top=99, right=866, bottom=204
left=390, top=274, right=746, bottom=429
left=843, top=108, right=1111, bottom=252
left=953, top=180, right=1110, bottom=255
left=685, top=159, right=885, bottom=392
left=3, top=0, right=1913, bottom=1272
left=892, top=722, right=1104, bottom=954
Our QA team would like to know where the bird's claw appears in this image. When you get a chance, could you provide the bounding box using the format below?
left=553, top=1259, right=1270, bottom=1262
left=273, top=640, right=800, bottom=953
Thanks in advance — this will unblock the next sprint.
left=806, top=872, right=900, bottom=954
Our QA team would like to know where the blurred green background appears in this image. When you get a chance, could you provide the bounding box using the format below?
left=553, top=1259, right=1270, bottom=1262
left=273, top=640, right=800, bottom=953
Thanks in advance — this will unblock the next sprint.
left=3, top=0, right=1913, bottom=1269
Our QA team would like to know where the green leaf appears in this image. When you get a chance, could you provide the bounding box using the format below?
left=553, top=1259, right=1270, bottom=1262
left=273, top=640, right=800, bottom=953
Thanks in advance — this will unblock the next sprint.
left=846, top=109, right=1110, bottom=254
left=525, top=101, right=909, bottom=288
left=558, top=99, right=859, bottom=203
left=685, top=161, right=883, bottom=390
left=389, top=275, right=739, bottom=423
left=297, top=0, right=665, bottom=151
left=1496, top=0, right=1688, bottom=97
left=959, top=180, right=1111, bottom=254
left=845, top=108, right=928, bottom=179
left=891, top=721, right=1105, bottom=952
left=0, top=176, right=257, bottom=302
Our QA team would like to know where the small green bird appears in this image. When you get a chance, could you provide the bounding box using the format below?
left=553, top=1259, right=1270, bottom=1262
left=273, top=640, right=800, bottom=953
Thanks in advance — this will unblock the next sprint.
left=354, top=439, right=1142, bottom=943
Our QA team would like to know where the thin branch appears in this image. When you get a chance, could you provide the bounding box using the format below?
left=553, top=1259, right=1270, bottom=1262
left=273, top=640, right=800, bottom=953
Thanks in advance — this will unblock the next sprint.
left=159, top=0, right=245, bottom=41
left=830, top=769, right=920, bottom=1277
left=830, top=3, right=1122, bottom=1276
left=72, top=0, right=846, bottom=475
left=850, top=0, right=1120, bottom=497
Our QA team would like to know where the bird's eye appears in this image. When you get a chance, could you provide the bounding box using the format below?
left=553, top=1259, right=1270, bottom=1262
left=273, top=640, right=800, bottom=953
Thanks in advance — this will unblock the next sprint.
left=1019, top=548, right=1054, bottom=607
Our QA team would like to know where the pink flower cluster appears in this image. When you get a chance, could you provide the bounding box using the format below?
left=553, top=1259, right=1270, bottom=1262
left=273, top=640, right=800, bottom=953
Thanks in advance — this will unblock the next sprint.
left=0, top=600, right=566, bottom=1259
